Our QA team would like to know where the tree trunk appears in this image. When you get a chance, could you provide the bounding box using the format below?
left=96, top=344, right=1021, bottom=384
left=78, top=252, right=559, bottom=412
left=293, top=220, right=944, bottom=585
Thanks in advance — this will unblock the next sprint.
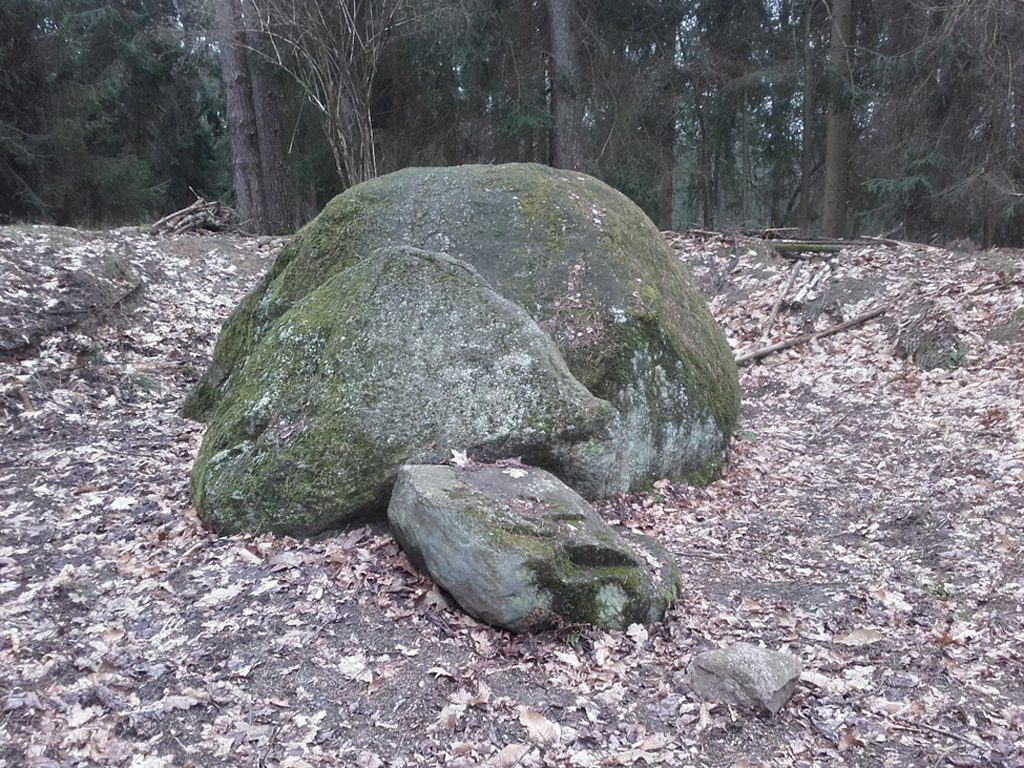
left=656, top=143, right=674, bottom=230
left=821, top=0, right=853, bottom=238
left=654, top=19, right=679, bottom=230
left=697, top=102, right=713, bottom=229
left=215, top=0, right=298, bottom=234
left=546, top=0, right=582, bottom=170
left=248, top=56, right=300, bottom=234
left=741, top=84, right=751, bottom=223
left=798, top=0, right=815, bottom=230
left=215, top=0, right=265, bottom=233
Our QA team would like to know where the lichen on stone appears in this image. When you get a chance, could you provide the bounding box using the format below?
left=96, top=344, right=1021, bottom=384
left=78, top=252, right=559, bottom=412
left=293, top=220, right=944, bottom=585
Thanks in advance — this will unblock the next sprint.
left=388, top=464, right=681, bottom=631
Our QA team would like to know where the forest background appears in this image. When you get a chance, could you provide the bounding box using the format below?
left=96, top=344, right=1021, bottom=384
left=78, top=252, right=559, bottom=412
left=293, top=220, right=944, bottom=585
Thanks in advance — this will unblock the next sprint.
left=1, top=0, right=1022, bottom=246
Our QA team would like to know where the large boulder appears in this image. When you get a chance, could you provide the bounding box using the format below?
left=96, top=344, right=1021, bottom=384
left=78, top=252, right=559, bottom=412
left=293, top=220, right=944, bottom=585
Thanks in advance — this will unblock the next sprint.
left=191, top=247, right=620, bottom=535
left=186, top=164, right=739, bottom=489
left=387, top=463, right=681, bottom=632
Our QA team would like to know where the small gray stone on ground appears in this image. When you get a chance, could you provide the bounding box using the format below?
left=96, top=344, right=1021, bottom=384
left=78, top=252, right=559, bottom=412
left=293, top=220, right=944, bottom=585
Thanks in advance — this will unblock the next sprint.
left=686, top=642, right=802, bottom=715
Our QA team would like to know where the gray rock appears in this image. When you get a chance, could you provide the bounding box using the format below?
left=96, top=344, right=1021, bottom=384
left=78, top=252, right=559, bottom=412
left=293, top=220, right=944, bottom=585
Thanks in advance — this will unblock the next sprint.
left=387, top=463, right=681, bottom=632
left=185, top=164, right=739, bottom=491
left=686, top=642, right=802, bottom=715
left=191, top=247, right=618, bottom=535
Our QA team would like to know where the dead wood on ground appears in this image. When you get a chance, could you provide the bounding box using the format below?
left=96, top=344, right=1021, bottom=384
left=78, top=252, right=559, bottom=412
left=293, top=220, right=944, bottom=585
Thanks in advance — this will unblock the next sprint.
left=736, top=305, right=889, bottom=365
left=150, top=197, right=240, bottom=236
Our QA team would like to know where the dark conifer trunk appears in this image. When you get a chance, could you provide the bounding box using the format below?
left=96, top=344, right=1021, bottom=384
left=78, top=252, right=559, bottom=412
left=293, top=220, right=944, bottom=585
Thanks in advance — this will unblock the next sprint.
left=215, top=0, right=298, bottom=234
left=215, top=0, right=265, bottom=233
left=798, top=0, right=816, bottom=230
left=546, top=0, right=582, bottom=170
left=249, top=61, right=299, bottom=233
left=821, top=0, right=853, bottom=238
left=654, top=19, right=679, bottom=231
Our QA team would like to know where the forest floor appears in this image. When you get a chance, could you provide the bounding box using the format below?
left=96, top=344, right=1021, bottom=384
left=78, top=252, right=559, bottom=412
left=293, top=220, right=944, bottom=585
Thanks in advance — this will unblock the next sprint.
left=1, top=224, right=1022, bottom=768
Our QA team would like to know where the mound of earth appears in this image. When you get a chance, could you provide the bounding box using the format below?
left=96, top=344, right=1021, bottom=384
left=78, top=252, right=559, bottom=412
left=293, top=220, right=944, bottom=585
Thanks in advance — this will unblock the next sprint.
left=0, top=226, right=144, bottom=360
left=185, top=164, right=739, bottom=498
left=3, top=224, right=1022, bottom=766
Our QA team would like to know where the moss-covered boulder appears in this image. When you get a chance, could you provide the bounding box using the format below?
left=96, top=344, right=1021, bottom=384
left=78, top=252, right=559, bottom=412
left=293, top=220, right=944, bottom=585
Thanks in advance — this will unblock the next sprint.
left=186, top=163, right=739, bottom=489
left=191, top=247, right=619, bottom=535
left=388, top=464, right=681, bottom=632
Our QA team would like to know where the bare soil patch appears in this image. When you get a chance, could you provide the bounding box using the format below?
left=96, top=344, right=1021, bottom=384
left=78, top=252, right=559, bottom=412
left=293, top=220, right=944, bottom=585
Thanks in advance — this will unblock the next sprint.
left=1, top=226, right=1021, bottom=767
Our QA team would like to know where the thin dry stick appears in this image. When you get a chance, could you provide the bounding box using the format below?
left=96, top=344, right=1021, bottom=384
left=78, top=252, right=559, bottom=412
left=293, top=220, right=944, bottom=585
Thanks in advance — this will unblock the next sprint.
left=736, top=305, right=888, bottom=365
left=889, top=716, right=988, bottom=751
left=761, top=261, right=801, bottom=338
left=857, top=234, right=902, bottom=248
left=772, top=240, right=845, bottom=255
left=755, top=226, right=800, bottom=238
left=969, top=278, right=1024, bottom=296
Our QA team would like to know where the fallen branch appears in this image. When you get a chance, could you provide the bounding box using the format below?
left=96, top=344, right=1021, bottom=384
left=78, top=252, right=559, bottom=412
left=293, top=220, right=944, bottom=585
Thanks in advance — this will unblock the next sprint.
left=889, top=716, right=989, bottom=751
left=752, top=227, right=801, bottom=239
left=857, top=235, right=902, bottom=248
left=736, top=305, right=888, bottom=365
left=686, top=228, right=725, bottom=239
left=968, top=278, right=1024, bottom=297
left=761, top=261, right=801, bottom=338
left=772, top=240, right=845, bottom=256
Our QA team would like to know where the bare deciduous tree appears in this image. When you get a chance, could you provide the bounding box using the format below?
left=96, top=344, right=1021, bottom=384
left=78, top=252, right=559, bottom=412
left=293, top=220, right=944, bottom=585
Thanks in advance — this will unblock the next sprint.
left=245, top=0, right=406, bottom=188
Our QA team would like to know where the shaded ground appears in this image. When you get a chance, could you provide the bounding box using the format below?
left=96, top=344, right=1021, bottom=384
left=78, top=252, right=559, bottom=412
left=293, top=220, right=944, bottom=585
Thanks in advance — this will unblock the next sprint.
left=1, top=225, right=1022, bottom=767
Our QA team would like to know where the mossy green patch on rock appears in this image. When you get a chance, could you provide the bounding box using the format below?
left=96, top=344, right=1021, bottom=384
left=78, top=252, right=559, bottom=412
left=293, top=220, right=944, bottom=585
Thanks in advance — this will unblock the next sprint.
left=187, top=164, right=739, bottom=494
left=191, top=247, right=620, bottom=536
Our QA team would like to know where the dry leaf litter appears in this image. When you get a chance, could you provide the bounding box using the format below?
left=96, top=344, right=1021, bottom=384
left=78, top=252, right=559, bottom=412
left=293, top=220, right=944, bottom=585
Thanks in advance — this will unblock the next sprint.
left=1, top=226, right=1021, bottom=767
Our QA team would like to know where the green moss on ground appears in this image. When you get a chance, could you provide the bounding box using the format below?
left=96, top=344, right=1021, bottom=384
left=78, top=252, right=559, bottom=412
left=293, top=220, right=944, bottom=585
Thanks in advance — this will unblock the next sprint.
left=678, top=456, right=726, bottom=487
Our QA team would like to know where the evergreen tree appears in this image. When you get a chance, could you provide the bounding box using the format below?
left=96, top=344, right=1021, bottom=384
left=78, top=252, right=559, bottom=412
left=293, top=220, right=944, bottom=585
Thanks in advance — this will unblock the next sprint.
left=0, top=0, right=51, bottom=219
left=0, top=0, right=228, bottom=225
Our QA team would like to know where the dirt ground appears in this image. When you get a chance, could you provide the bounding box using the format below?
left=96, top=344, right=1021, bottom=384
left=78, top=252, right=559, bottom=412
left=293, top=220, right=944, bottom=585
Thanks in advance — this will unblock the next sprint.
left=1, top=224, right=1021, bottom=767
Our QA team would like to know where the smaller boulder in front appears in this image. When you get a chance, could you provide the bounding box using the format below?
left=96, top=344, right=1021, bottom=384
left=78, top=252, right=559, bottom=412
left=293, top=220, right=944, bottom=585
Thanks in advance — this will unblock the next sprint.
left=387, top=464, right=680, bottom=632
left=686, top=642, right=802, bottom=715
